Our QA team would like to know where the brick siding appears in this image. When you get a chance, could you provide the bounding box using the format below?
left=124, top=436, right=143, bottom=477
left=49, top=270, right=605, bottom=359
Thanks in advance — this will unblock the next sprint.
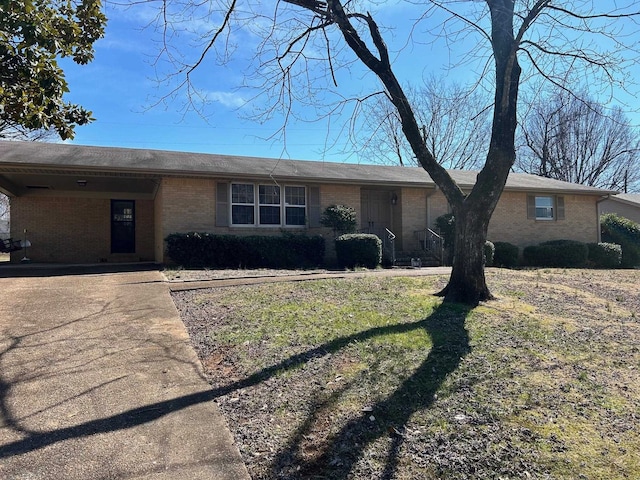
left=10, top=196, right=154, bottom=263
left=426, top=190, right=600, bottom=249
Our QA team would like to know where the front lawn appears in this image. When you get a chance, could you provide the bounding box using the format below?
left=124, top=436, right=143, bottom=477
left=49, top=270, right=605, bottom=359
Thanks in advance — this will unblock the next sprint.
left=172, top=269, right=640, bottom=479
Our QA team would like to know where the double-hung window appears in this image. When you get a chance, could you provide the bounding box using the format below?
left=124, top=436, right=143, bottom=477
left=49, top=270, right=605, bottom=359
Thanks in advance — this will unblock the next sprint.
left=285, top=186, right=306, bottom=226
left=259, top=185, right=281, bottom=225
left=527, top=194, right=565, bottom=221
left=230, top=183, right=306, bottom=226
left=535, top=196, right=554, bottom=220
left=231, top=183, right=255, bottom=225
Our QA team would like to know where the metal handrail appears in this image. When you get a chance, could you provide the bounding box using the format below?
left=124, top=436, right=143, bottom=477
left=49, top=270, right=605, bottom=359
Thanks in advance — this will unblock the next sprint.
left=383, top=228, right=396, bottom=265
left=385, top=228, right=396, bottom=240
left=414, top=227, right=444, bottom=265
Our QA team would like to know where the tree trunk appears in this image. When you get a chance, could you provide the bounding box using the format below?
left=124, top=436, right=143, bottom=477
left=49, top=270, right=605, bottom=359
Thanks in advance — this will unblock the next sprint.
left=437, top=204, right=494, bottom=305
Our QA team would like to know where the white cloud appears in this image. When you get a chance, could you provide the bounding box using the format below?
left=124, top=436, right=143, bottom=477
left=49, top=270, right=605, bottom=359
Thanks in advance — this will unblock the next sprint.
left=203, top=90, right=247, bottom=109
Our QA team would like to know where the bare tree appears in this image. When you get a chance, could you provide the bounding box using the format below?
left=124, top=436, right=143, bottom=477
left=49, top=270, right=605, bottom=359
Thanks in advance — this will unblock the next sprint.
left=0, top=194, right=8, bottom=219
left=519, top=90, right=640, bottom=192
left=141, top=0, right=640, bottom=304
left=0, top=120, right=58, bottom=142
left=359, top=78, right=491, bottom=169
left=0, top=193, right=9, bottom=240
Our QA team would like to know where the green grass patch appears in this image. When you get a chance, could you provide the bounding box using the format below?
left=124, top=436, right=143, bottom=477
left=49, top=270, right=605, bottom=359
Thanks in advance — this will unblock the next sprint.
left=174, top=270, right=640, bottom=480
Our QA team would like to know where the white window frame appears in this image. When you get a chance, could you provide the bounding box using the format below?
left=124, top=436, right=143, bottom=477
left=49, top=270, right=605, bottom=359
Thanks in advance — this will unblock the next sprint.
left=535, top=195, right=555, bottom=220
left=284, top=185, right=307, bottom=226
left=230, top=182, right=307, bottom=227
left=258, top=184, right=282, bottom=225
left=231, top=183, right=255, bottom=225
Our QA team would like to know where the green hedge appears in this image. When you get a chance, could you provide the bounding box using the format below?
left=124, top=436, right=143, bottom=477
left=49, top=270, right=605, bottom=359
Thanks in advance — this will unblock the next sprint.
left=601, top=214, right=640, bottom=268
left=165, top=233, right=325, bottom=269
left=493, top=241, right=519, bottom=268
left=587, top=242, right=622, bottom=268
left=320, top=205, right=357, bottom=235
left=523, top=240, right=588, bottom=267
left=335, top=233, right=382, bottom=269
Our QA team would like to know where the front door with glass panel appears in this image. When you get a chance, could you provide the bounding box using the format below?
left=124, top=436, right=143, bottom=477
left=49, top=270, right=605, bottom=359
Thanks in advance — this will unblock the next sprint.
left=111, top=200, right=135, bottom=253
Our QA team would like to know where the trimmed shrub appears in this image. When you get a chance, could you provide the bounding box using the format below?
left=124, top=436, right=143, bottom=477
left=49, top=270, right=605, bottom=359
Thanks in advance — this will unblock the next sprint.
left=165, top=233, right=325, bottom=269
left=523, top=239, right=588, bottom=267
left=601, top=213, right=640, bottom=268
left=484, top=241, right=495, bottom=266
left=335, top=233, right=382, bottom=269
left=587, top=242, right=622, bottom=268
left=493, top=241, right=519, bottom=268
left=320, top=205, right=357, bottom=236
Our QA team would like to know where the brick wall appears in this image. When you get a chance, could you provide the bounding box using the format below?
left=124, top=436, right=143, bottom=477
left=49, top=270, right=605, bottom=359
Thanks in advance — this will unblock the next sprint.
left=488, top=192, right=600, bottom=247
left=426, top=190, right=600, bottom=249
left=427, top=191, right=451, bottom=229
left=10, top=196, right=154, bottom=263
left=156, top=177, right=217, bottom=236
left=401, top=187, right=428, bottom=252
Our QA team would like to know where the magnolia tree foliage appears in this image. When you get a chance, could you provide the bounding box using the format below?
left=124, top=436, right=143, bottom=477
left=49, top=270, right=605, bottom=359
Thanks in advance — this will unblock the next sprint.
left=142, top=0, right=640, bottom=304
left=0, top=0, right=106, bottom=140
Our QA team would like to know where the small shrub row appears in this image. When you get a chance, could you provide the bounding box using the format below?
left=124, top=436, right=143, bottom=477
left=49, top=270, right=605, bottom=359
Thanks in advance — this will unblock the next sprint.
left=523, top=239, right=589, bottom=268
left=165, top=232, right=325, bottom=269
left=335, top=233, right=382, bottom=269
left=601, top=213, right=640, bottom=268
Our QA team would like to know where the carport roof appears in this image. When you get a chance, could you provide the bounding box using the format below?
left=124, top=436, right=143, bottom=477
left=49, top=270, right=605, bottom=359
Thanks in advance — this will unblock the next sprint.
left=0, top=140, right=615, bottom=195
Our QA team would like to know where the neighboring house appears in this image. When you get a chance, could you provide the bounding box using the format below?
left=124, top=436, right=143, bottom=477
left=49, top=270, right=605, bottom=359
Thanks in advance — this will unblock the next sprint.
left=598, top=193, right=640, bottom=225
left=0, top=140, right=615, bottom=264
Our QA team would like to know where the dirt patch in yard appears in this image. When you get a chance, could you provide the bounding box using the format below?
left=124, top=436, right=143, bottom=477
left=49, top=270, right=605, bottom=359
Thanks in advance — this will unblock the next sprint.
left=172, top=269, right=640, bottom=479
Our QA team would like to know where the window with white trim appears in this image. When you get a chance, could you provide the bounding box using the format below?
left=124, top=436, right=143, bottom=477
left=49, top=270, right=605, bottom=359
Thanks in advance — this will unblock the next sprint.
left=535, top=196, right=554, bottom=220
left=259, top=185, right=281, bottom=225
left=527, top=194, right=565, bottom=221
left=285, top=186, right=306, bottom=226
left=230, top=183, right=306, bottom=226
left=231, top=183, right=255, bottom=225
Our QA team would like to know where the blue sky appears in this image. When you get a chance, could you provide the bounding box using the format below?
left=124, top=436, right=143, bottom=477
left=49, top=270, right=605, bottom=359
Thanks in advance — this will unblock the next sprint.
left=60, top=1, right=640, bottom=163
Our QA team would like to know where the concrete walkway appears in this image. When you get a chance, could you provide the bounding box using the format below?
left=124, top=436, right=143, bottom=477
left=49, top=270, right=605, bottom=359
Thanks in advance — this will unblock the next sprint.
left=0, top=270, right=249, bottom=480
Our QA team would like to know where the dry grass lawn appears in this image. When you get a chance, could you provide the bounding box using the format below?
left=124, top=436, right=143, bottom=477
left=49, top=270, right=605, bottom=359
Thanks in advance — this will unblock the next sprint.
left=173, top=268, right=640, bottom=479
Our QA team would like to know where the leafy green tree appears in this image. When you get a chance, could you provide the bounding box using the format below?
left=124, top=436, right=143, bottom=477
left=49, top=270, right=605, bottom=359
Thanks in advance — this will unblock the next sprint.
left=0, top=0, right=106, bottom=140
left=321, top=205, right=357, bottom=236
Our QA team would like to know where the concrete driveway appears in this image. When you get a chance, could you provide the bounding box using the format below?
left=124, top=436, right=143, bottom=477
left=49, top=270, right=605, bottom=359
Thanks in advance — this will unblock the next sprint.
left=0, top=270, right=249, bottom=480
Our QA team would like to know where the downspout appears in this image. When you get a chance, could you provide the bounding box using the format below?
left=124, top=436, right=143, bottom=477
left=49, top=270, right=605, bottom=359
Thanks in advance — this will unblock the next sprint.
left=595, top=194, right=613, bottom=243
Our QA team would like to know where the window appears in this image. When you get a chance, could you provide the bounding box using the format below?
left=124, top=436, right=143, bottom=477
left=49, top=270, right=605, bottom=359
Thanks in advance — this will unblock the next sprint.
left=231, top=183, right=254, bottom=224
left=527, top=195, right=565, bottom=221
left=535, top=196, right=554, bottom=220
left=259, top=185, right=281, bottom=225
left=285, top=186, right=306, bottom=226
left=229, top=183, right=306, bottom=226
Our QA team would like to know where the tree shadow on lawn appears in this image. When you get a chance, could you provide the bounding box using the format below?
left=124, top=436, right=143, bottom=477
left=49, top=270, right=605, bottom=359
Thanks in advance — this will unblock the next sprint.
left=0, top=303, right=470, bottom=480
left=268, top=303, right=471, bottom=479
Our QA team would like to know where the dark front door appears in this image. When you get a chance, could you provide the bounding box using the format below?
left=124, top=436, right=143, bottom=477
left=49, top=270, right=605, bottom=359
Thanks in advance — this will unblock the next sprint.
left=361, top=189, right=392, bottom=237
left=111, top=200, right=135, bottom=253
